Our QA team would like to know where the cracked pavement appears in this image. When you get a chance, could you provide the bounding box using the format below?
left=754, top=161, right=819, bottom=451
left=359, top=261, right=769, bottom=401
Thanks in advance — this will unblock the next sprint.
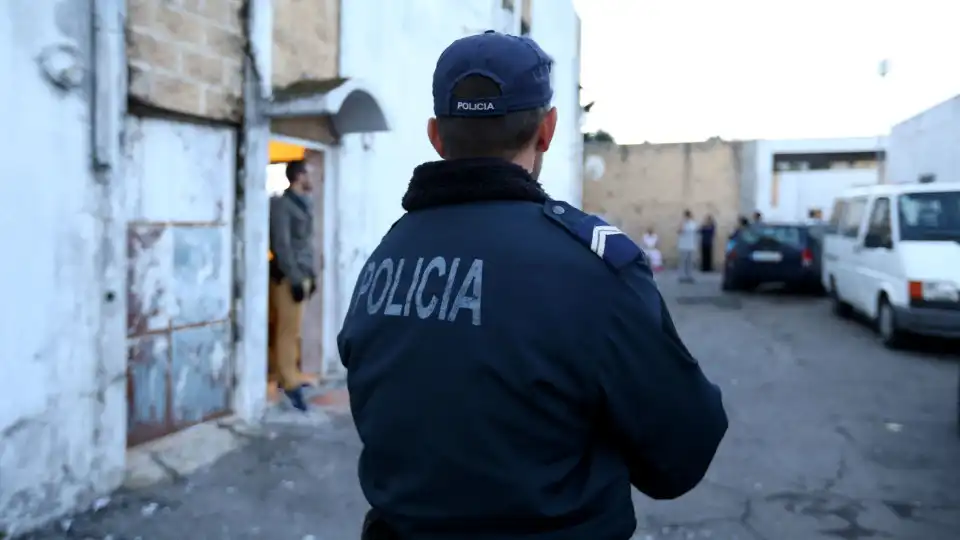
left=26, top=273, right=960, bottom=540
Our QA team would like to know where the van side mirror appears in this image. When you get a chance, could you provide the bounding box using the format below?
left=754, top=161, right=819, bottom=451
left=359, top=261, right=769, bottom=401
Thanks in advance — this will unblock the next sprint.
left=863, top=231, right=892, bottom=249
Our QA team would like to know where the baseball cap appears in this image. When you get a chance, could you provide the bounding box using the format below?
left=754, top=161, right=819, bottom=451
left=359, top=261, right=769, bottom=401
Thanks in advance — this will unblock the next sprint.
left=433, top=30, right=554, bottom=118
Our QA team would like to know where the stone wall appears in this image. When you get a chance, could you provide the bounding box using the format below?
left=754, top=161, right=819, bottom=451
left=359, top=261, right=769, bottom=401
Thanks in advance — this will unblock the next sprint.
left=127, top=0, right=246, bottom=121
left=582, top=139, right=744, bottom=268
left=272, top=0, right=339, bottom=88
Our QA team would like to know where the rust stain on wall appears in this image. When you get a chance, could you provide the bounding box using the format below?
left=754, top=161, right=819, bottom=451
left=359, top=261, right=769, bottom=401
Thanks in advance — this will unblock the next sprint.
left=126, top=223, right=233, bottom=446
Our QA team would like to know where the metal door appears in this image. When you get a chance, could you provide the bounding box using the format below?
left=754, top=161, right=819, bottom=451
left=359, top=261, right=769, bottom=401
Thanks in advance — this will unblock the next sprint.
left=124, top=116, right=236, bottom=446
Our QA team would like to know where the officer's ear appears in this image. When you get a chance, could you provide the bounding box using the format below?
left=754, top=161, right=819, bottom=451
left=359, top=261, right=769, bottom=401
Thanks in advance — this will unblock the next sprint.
left=536, top=107, right=558, bottom=153
left=427, top=117, right=444, bottom=157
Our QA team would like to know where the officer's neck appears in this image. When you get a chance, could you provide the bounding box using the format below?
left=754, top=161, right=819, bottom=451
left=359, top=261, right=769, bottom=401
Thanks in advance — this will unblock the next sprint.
left=510, top=149, right=536, bottom=174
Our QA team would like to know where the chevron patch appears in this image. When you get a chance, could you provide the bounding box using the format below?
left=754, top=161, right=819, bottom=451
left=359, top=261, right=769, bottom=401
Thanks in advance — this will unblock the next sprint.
left=590, top=225, right=623, bottom=258
left=574, top=215, right=643, bottom=269
left=543, top=201, right=645, bottom=271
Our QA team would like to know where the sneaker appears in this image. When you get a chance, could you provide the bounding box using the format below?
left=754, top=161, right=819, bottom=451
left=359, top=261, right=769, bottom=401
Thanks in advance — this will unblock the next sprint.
left=284, top=387, right=309, bottom=412
left=277, top=380, right=314, bottom=390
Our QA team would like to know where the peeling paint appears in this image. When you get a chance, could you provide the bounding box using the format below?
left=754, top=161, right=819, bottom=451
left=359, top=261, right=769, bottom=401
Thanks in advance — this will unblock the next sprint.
left=123, top=118, right=237, bottom=446
left=0, top=0, right=127, bottom=535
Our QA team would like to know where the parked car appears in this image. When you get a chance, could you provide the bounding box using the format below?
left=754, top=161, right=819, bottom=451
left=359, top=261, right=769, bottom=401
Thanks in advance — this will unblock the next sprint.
left=821, top=182, right=960, bottom=348
left=722, top=222, right=822, bottom=292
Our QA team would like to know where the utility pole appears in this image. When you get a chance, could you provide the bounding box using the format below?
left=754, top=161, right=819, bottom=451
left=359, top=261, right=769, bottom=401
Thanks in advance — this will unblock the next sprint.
left=877, top=59, right=890, bottom=183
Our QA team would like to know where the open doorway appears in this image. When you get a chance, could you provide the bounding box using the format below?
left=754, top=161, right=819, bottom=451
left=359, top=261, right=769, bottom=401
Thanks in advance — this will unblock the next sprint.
left=266, top=139, right=326, bottom=404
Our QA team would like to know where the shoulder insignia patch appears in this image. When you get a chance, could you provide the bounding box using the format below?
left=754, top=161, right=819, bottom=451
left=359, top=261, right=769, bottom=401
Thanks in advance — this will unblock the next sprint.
left=543, top=200, right=644, bottom=271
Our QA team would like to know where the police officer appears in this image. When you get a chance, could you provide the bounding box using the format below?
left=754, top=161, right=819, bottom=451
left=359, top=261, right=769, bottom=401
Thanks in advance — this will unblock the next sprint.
left=339, top=30, right=728, bottom=540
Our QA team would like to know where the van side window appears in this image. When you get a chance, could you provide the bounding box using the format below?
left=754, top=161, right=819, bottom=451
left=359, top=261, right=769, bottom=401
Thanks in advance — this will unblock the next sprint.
left=840, top=197, right=868, bottom=238
left=826, top=200, right=846, bottom=234
left=867, top=197, right=892, bottom=240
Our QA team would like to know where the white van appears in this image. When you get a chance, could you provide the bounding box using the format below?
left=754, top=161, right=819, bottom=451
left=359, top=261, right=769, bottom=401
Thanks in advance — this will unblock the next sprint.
left=821, top=182, right=960, bottom=347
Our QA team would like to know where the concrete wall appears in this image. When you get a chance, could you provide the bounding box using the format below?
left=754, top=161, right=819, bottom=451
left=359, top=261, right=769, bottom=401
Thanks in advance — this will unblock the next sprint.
left=887, top=94, right=960, bottom=185
left=272, top=0, right=339, bottom=88
left=0, top=1, right=127, bottom=534
left=737, top=141, right=758, bottom=216
left=330, top=0, right=583, bottom=368
left=582, top=140, right=742, bottom=267
left=531, top=0, right=582, bottom=206
left=127, top=0, right=245, bottom=121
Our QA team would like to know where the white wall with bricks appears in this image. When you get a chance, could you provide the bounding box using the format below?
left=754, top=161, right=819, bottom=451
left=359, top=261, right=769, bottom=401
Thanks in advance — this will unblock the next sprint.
left=127, top=0, right=245, bottom=121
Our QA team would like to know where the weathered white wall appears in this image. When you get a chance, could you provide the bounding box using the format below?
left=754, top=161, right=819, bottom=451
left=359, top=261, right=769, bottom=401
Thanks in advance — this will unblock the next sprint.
left=753, top=137, right=884, bottom=220
left=887, top=94, right=960, bottom=185
left=531, top=1, right=583, bottom=206
left=331, top=0, right=582, bottom=371
left=0, top=0, right=126, bottom=534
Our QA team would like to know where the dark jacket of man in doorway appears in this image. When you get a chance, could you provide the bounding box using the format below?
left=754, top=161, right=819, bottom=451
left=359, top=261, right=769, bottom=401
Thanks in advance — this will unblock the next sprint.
left=269, top=160, right=317, bottom=411
left=339, top=30, right=728, bottom=540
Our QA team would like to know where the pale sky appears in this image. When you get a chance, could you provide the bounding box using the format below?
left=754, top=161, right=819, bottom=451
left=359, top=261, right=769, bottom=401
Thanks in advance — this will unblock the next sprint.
left=573, top=0, right=960, bottom=143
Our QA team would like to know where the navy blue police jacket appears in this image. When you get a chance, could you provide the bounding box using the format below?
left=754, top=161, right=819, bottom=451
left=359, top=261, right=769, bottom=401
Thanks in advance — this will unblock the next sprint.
left=338, top=158, right=728, bottom=540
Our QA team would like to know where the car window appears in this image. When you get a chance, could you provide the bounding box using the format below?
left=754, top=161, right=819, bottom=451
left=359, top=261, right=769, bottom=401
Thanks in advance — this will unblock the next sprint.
left=840, top=197, right=867, bottom=238
left=826, top=199, right=846, bottom=235
left=741, top=225, right=804, bottom=248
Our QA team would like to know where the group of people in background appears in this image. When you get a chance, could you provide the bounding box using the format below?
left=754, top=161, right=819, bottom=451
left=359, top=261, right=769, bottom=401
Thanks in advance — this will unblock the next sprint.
left=641, top=210, right=764, bottom=283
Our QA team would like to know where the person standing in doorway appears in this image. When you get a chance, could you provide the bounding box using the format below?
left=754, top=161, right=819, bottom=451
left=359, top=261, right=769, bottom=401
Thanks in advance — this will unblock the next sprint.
left=269, top=160, right=317, bottom=412
left=699, top=214, right=716, bottom=272
left=677, top=209, right=698, bottom=283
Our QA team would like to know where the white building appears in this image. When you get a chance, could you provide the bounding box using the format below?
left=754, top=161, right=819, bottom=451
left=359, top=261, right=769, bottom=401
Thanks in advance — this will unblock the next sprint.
left=886, top=94, right=960, bottom=185
left=745, top=137, right=886, bottom=222
left=0, top=0, right=582, bottom=534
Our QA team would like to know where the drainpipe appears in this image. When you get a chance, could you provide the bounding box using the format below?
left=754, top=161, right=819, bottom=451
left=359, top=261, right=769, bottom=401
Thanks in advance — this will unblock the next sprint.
left=91, top=0, right=128, bottom=480
left=234, top=0, right=272, bottom=423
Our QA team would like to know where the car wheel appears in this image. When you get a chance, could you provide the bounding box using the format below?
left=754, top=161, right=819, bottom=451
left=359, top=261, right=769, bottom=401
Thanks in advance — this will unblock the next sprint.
left=876, top=297, right=905, bottom=349
left=830, top=278, right=852, bottom=318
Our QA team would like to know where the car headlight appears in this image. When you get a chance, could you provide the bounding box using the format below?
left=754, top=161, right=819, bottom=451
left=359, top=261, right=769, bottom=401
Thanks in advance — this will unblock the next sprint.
left=910, top=280, right=959, bottom=302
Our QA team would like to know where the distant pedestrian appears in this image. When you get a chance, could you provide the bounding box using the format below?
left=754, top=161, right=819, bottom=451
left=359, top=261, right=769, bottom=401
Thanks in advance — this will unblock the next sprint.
left=699, top=215, right=716, bottom=272
left=752, top=211, right=763, bottom=224
left=807, top=208, right=824, bottom=225
left=726, top=216, right=750, bottom=254
left=642, top=227, right=663, bottom=272
left=677, top=210, right=698, bottom=283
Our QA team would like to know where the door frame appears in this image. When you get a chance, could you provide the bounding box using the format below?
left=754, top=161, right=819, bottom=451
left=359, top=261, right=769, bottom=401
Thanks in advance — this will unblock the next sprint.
left=268, top=134, right=343, bottom=379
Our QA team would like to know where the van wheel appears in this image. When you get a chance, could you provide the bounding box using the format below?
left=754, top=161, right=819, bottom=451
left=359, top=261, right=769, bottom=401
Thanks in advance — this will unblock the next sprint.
left=876, top=297, right=906, bottom=349
left=830, top=278, right=852, bottom=318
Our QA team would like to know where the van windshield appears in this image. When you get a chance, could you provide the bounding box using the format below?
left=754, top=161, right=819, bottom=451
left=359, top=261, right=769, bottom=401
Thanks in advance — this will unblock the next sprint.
left=898, top=191, right=960, bottom=242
